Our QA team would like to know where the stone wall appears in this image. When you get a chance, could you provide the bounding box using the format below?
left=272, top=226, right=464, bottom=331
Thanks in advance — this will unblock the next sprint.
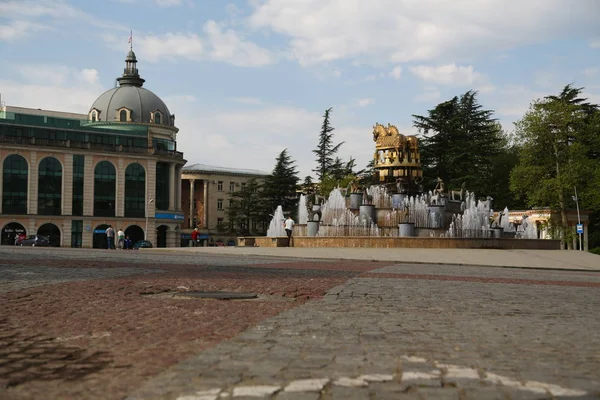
left=244, top=236, right=561, bottom=250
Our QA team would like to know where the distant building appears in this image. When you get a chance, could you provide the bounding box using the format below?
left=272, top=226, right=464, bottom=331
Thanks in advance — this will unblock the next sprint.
left=0, top=49, right=186, bottom=248
left=181, top=164, right=270, bottom=246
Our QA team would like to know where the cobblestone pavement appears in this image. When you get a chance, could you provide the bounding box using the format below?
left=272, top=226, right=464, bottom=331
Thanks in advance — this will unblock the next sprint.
left=0, top=247, right=599, bottom=400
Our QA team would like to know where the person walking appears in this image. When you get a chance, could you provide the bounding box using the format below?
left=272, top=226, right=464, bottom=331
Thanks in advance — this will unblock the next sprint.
left=191, top=228, right=199, bottom=247
left=117, top=228, right=125, bottom=249
left=105, top=225, right=115, bottom=249
left=284, top=215, right=294, bottom=247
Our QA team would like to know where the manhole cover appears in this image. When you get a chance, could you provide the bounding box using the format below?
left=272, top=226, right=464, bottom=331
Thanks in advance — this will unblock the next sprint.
left=177, top=291, right=258, bottom=300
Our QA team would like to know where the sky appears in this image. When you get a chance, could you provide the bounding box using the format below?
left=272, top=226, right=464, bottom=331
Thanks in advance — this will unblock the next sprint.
left=0, top=0, right=599, bottom=179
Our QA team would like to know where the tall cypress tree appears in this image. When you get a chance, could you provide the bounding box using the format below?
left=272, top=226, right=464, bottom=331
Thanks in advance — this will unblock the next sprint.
left=312, top=107, right=344, bottom=181
left=261, top=149, right=300, bottom=216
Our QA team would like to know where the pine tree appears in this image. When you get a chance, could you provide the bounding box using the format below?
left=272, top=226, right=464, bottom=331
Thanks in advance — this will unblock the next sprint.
left=312, top=107, right=344, bottom=181
left=227, top=179, right=266, bottom=235
left=261, top=149, right=300, bottom=217
left=412, top=90, right=505, bottom=201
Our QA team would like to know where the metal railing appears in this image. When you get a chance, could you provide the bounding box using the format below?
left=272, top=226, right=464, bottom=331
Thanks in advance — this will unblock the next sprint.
left=0, top=135, right=184, bottom=159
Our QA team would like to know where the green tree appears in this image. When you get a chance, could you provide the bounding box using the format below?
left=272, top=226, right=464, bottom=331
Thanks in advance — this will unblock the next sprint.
left=261, top=149, right=300, bottom=216
left=510, top=85, right=600, bottom=249
left=227, top=179, right=266, bottom=235
left=412, top=90, right=508, bottom=204
left=313, top=107, right=344, bottom=181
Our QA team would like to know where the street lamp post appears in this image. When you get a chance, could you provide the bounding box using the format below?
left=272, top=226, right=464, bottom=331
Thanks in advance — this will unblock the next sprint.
left=572, top=187, right=582, bottom=251
left=145, top=198, right=154, bottom=241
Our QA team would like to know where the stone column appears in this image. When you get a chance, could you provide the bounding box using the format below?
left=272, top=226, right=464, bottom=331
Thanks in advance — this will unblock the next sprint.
left=203, top=180, right=209, bottom=229
left=83, top=156, right=94, bottom=216
left=82, top=220, right=93, bottom=248
left=169, top=163, right=176, bottom=211
left=28, top=152, right=38, bottom=215
left=189, top=178, right=195, bottom=228
left=116, top=158, right=125, bottom=217
left=62, top=154, right=73, bottom=215
left=62, top=220, right=71, bottom=248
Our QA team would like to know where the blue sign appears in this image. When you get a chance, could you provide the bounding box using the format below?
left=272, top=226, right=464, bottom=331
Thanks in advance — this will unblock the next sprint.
left=94, top=229, right=107, bottom=234
left=576, top=224, right=584, bottom=234
left=155, top=213, right=185, bottom=220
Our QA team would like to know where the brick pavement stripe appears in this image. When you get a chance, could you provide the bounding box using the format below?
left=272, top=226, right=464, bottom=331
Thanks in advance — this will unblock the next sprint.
left=358, top=272, right=600, bottom=287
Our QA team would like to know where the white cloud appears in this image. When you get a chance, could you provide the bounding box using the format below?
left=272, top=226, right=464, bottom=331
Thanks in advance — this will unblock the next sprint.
left=0, top=0, right=126, bottom=35
left=79, top=69, right=99, bottom=85
left=0, top=20, right=46, bottom=42
left=389, top=66, right=402, bottom=80
left=165, top=96, right=375, bottom=178
left=135, top=32, right=204, bottom=62
left=410, top=64, right=481, bottom=85
left=103, top=21, right=274, bottom=67
left=231, top=97, right=263, bottom=105
left=584, top=67, right=599, bottom=77
left=0, top=65, right=104, bottom=113
left=590, top=38, right=600, bottom=48
left=357, top=98, right=375, bottom=107
left=247, top=0, right=599, bottom=66
left=414, top=90, right=441, bottom=103
left=203, top=20, right=274, bottom=67
left=155, top=0, right=182, bottom=7
left=333, top=69, right=342, bottom=78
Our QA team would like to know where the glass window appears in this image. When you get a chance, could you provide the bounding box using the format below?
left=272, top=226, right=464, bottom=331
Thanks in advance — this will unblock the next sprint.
left=72, top=155, right=84, bottom=216
left=2, top=154, right=28, bottom=214
left=217, top=199, right=223, bottom=210
left=124, top=163, right=146, bottom=218
left=38, top=157, right=62, bottom=216
left=91, top=111, right=97, bottom=122
left=154, top=112, right=161, bottom=124
left=119, top=109, right=127, bottom=122
left=217, top=181, right=223, bottom=191
left=94, top=161, right=116, bottom=217
left=217, top=217, right=223, bottom=229
left=71, top=220, right=83, bottom=248
left=155, top=162, right=170, bottom=210
left=229, top=182, right=235, bottom=192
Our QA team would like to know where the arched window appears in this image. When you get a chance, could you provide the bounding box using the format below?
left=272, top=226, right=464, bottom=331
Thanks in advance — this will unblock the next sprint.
left=154, top=112, right=161, bottom=124
left=94, top=161, right=116, bottom=217
left=2, top=154, right=28, bottom=214
left=124, top=163, right=146, bottom=218
left=38, top=157, right=62, bottom=215
left=155, top=162, right=170, bottom=210
left=119, top=109, right=128, bottom=122
left=91, top=111, right=97, bottom=122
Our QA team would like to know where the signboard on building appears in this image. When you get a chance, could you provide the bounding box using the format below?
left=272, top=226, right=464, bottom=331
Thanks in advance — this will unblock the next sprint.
left=155, top=213, right=185, bottom=220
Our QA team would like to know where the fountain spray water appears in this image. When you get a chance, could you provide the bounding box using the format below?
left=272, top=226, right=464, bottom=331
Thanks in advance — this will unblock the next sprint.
left=266, top=205, right=286, bottom=237
left=298, top=194, right=308, bottom=224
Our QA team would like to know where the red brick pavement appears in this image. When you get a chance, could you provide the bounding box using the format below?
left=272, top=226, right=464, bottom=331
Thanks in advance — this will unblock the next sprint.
left=0, top=259, right=373, bottom=400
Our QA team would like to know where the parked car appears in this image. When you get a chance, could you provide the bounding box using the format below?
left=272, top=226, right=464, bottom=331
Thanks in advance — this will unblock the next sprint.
left=133, top=240, right=153, bottom=249
left=16, top=235, right=50, bottom=247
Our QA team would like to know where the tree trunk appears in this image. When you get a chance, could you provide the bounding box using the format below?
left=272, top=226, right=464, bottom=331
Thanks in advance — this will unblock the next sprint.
left=554, top=143, right=572, bottom=250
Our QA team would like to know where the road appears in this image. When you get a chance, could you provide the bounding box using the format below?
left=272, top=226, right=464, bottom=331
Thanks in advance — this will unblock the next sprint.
left=0, top=247, right=598, bottom=399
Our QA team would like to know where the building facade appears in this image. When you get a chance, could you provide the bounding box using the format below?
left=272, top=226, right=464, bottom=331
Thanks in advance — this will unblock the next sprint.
left=181, top=164, right=269, bottom=246
left=0, top=50, right=186, bottom=248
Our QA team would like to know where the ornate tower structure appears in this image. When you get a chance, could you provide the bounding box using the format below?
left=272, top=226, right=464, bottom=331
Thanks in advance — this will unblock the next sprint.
left=372, top=123, right=423, bottom=195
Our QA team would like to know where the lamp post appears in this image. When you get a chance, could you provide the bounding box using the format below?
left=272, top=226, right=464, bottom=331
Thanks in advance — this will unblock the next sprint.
left=572, top=187, right=582, bottom=251
left=145, top=198, right=154, bottom=241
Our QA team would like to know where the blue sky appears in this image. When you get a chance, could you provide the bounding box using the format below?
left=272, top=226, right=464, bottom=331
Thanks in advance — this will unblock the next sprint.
left=1, top=0, right=599, bottom=178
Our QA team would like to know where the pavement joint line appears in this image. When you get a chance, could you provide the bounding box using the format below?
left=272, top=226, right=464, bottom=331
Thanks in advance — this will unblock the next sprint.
left=144, top=249, right=600, bottom=273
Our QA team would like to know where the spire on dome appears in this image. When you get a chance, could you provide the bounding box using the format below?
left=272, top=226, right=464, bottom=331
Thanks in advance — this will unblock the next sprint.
left=116, top=33, right=145, bottom=87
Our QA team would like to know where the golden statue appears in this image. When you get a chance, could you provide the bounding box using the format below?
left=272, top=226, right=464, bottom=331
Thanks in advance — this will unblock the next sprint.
left=371, top=122, right=423, bottom=195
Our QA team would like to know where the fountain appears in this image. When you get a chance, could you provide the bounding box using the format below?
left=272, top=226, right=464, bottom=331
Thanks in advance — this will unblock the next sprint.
left=266, top=205, right=285, bottom=237
left=253, top=122, right=558, bottom=249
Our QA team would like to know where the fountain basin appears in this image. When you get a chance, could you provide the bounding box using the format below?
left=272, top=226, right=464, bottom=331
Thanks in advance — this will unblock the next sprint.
left=242, top=236, right=560, bottom=249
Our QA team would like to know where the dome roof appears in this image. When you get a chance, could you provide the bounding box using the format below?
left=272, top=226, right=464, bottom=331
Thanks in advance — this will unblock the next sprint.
left=90, top=85, right=172, bottom=126
left=88, top=49, right=174, bottom=127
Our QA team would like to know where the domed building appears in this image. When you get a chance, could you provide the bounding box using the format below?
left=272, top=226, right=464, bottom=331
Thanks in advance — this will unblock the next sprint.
left=0, top=49, right=186, bottom=248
